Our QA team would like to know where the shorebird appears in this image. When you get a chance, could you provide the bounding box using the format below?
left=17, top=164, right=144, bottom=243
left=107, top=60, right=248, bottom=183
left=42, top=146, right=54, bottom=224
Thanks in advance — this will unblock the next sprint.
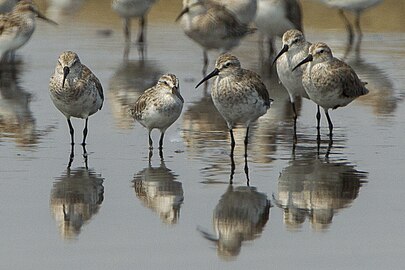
left=49, top=51, right=104, bottom=146
left=111, top=0, right=157, bottom=58
left=210, top=0, right=257, bottom=25
left=255, top=0, right=302, bottom=61
left=272, top=29, right=320, bottom=137
left=176, top=0, right=254, bottom=74
left=293, top=42, right=369, bottom=139
left=129, top=73, right=184, bottom=151
left=195, top=53, right=272, bottom=158
left=0, top=0, right=57, bottom=62
left=318, top=0, right=383, bottom=47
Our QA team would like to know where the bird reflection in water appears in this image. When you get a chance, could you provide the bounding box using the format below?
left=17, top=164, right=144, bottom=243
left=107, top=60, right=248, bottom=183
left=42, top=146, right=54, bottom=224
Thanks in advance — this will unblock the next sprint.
left=50, top=147, right=104, bottom=240
left=182, top=95, right=228, bottom=151
left=274, top=143, right=368, bottom=230
left=108, top=59, right=161, bottom=130
left=0, top=63, right=42, bottom=148
left=199, top=184, right=271, bottom=259
left=181, top=94, right=230, bottom=181
left=133, top=154, right=184, bottom=224
left=345, top=50, right=398, bottom=116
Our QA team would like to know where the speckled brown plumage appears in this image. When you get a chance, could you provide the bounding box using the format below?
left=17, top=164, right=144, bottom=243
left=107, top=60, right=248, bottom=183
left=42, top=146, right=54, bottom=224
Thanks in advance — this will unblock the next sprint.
left=177, top=0, right=254, bottom=73
left=196, top=53, right=272, bottom=159
left=294, top=42, right=369, bottom=139
left=49, top=51, right=104, bottom=145
left=0, top=1, right=56, bottom=61
left=129, top=73, right=184, bottom=150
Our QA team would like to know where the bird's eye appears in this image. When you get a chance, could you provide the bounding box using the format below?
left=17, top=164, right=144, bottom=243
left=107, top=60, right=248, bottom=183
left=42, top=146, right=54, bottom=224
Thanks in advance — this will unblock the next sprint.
left=319, top=49, right=325, bottom=53
left=225, top=62, right=231, bottom=67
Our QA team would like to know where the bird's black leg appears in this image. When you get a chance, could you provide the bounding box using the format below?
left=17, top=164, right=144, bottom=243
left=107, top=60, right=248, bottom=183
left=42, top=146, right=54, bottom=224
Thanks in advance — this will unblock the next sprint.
left=159, top=131, right=165, bottom=150
left=82, top=144, right=88, bottom=169
left=316, top=105, right=321, bottom=141
left=354, top=11, right=363, bottom=54
left=148, top=148, right=153, bottom=161
left=244, top=127, right=251, bottom=186
left=148, top=130, right=153, bottom=150
left=244, top=127, right=249, bottom=158
left=325, top=110, right=333, bottom=140
left=124, top=18, right=131, bottom=44
left=291, top=102, right=298, bottom=143
left=229, top=149, right=235, bottom=184
left=138, top=16, right=145, bottom=44
left=137, top=16, right=146, bottom=60
left=67, top=118, right=74, bottom=145
left=82, top=118, right=88, bottom=146
left=229, top=129, right=235, bottom=157
left=326, top=138, right=333, bottom=159
left=339, top=9, right=354, bottom=58
left=68, top=143, right=74, bottom=168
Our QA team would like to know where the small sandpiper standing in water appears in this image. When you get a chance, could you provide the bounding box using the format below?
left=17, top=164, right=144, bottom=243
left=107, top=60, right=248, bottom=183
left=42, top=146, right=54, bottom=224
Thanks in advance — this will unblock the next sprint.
left=111, top=0, right=157, bottom=59
left=196, top=53, right=272, bottom=159
left=0, top=0, right=57, bottom=62
left=317, top=0, right=383, bottom=56
left=176, top=0, right=254, bottom=75
left=49, top=51, right=104, bottom=146
left=130, top=74, right=184, bottom=152
left=293, top=42, right=369, bottom=140
left=255, top=0, right=302, bottom=62
left=273, top=29, right=320, bottom=138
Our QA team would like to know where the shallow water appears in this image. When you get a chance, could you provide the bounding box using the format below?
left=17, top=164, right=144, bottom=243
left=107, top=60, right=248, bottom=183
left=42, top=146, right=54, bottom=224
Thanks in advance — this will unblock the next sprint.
left=1, top=0, right=405, bottom=269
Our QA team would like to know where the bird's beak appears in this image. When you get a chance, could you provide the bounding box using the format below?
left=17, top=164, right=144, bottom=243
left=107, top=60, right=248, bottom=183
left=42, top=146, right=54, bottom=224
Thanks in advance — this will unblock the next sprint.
left=172, top=86, right=184, bottom=103
left=292, top=54, right=313, bottom=71
left=272, top=44, right=289, bottom=66
left=195, top=68, right=219, bottom=88
left=175, top=7, right=189, bottom=22
left=62, top=66, right=70, bottom=88
left=35, top=10, right=58, bottom=25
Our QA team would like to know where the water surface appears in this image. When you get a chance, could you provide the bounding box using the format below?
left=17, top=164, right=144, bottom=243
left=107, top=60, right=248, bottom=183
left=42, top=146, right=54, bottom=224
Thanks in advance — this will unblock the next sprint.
left=0, top=0, right=404, bottom=269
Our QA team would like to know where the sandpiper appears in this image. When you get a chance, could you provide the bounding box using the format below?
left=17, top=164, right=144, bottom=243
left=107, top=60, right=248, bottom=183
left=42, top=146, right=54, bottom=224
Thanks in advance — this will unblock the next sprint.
left=112, top=0, right=157, bottom=58
left=318, top=0, right=383, bottom=55
left=49, top=51, right=104, bottom=146
left=195, top=53, right=272, bottom=158
left=293, top=42, right=369, bottom=139
left=272, top=29, right=320, bottom=136
left=129, top=74, right=184, bottom=151
left=255, top=0, right=302, bottom=60
left=0, top=1, right=57, bottom=62
left=176, top=0, right=254, bottom=74
left=210, top=0, right=257, bottom=25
